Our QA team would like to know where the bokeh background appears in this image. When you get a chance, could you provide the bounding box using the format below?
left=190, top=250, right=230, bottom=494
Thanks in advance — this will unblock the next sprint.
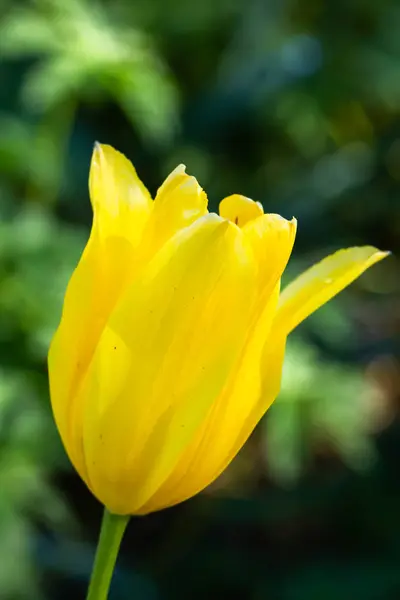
left=0, top=0, right=399, bottom=598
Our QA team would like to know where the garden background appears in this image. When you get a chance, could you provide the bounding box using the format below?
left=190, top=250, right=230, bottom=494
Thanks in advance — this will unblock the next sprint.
left=0, top=0, right=399, bottom=598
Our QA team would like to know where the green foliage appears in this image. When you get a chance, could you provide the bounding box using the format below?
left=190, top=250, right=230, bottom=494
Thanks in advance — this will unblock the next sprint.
left=0, top=198, right=83, bottom=598
left=0, top=0, right=178, bottom=143
left=0, top=200, right=85, bottom=354
left=0, top=369, right=67, bottom=599
left=265, top=339, right=379, bottom=485
left=0, top=0, right=179, bottom=206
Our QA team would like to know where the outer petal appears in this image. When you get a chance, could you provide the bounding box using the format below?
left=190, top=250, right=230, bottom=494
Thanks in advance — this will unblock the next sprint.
left=74, top=215, right=257, bottom=514
left=49, top=145, right=153, bottom=474
left=274, top=246, right=389, bottom=336
left=143, top=164, right=208, bottom=252
left=138, top=215, right=296, bottom=513
left=243, top=214, right=297, bottom=297
left=89, top=143, right=152, bottom=243
left=138, top=287, right=283, bottom=514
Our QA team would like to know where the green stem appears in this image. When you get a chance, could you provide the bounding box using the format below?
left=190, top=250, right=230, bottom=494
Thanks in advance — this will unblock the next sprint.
left=86, top=509, right=130, bottom=600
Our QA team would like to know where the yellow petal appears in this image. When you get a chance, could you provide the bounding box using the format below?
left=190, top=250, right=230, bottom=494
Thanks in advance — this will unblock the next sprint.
left=219, top=194, right=264, bottom=227
left=89, top=143, right=152, bottom=243
left=48, top=242, right=99, bottom=480
left=275, top=246, right=390, bottom=335
left=49, top=144, right=153, bottom=477
left=88, top=143, right=154, bottom=308
left=74, top=215, right=257, bottom=514
left=149, top=164, right=208, bottom=246
left=140, top=322, right=286, bottom=514
left=242, top=213, right=297, bottom=297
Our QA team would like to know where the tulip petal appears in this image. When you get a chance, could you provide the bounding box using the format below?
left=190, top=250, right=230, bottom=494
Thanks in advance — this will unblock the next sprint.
left=146, top=164, right=208, bottom=249
left=219, top=194, right=264, bottom=227
left=140, top=326, right=286, bottom=514
left=274, top=246, right=389, bottom=335
left=76, top=215, right=257, bottom=514
left=49, top=144, right=153, bottom=477
left=48, top=244, right=98, bottom=479
left=243, top=214, right=297, bottom=297
left=89, top=143, right=152, bottom=243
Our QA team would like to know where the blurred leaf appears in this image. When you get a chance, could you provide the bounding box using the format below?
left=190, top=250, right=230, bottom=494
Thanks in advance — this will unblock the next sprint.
left=0, top=0, right=179, bottom=144
left=264, top=340, right=379, bottom=485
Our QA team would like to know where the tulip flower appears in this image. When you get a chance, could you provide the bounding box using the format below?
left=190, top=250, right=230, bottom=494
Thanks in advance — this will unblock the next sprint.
left=48, top=143, right=388, bottom=600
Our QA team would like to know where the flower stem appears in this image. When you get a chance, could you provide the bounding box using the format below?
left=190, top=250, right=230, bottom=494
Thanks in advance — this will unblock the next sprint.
left=86, top=509, right=130, bottom=600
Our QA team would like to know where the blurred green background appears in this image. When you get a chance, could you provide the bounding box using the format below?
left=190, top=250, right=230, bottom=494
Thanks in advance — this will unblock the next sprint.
left=0, top=0, right=399, bottom=598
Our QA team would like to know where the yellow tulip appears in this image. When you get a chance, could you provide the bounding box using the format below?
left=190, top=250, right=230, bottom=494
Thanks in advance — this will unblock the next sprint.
left=48, top=143, right=388, bottom=516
